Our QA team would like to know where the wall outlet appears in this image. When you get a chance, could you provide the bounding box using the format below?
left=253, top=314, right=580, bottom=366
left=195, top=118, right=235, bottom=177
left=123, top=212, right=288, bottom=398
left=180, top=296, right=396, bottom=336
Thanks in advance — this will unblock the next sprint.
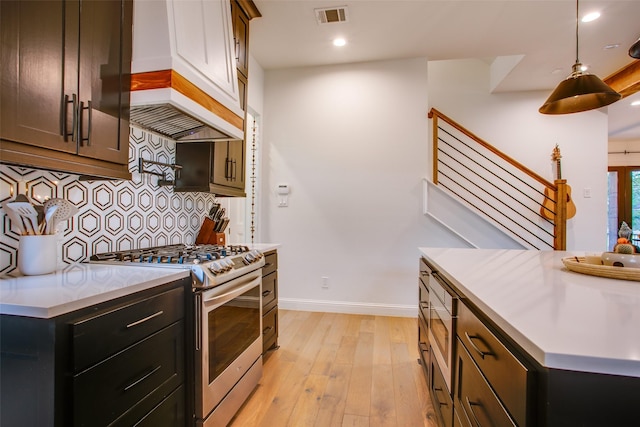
left=321, top=276, right=329, bottom=289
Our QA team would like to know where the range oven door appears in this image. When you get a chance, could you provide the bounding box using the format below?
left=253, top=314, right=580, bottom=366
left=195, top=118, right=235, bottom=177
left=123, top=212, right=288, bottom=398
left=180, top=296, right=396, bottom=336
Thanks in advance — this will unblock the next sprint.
left=195, top=268, right=263, bottom=421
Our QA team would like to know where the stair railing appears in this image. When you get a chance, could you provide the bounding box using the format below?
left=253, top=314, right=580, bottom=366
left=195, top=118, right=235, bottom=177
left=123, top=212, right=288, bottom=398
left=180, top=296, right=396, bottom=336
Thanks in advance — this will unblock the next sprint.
left=428, top=108, right=567, bottom=250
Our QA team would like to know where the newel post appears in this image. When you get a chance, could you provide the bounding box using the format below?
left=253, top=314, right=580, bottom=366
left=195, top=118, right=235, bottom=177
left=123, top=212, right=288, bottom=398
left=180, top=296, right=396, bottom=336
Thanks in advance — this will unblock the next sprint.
left=554, top=179, right=568, bottom=250
left=429, top=111, right=438, bottom=184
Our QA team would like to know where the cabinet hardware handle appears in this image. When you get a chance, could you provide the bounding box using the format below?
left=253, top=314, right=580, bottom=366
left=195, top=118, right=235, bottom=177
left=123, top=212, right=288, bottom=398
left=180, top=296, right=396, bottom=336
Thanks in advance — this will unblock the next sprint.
left=126, top=310, right=164, bottom=328
left=232, top=159, right=237, bottom=181
left=419, top=342, right=429, bottom=352
left=195, top=293, right=202, bottom=351
left=62, top=94, right=77, bottom=142
left=465, top=396, right=484, bottom=427
left=235, top=39, right=240, bottom=61
left=464, top=331, right=493, bottom=360
left=262, top=290, right=272, bottom=297
left=124, top=365, right=162, bottom=392
left=263, top=326, right=272, bottom=334
left=78, top=100, right=92, bottom=146
left=225, top=158, right=231, bottom=180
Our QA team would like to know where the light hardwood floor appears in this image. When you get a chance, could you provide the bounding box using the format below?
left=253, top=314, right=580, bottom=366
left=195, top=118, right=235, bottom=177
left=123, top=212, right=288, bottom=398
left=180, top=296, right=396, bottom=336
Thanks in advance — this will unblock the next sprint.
left=230, top=310, right=438, bottom=427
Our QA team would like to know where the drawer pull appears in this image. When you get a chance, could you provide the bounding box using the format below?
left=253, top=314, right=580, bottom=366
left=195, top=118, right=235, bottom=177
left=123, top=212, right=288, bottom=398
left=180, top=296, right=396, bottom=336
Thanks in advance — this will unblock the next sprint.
left=464, top=331, right=494, bottom=359
left=465, top=396, right=484, bottom=427
left=419, top=342, right=429, bottom=352
left=262, top=290, right=272, bottom=297
left=433, top=387, right=448, bottom=406
left=126, top=310, right=164, bottom=328
left=263, top=326, right=273, bottom=334
left=124, top=365, right=162, bottom=392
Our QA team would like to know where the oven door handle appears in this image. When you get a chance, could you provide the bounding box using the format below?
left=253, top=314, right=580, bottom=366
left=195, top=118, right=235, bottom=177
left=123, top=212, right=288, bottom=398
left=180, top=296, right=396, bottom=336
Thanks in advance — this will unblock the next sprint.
left=202, top=276, right=261, bottom=306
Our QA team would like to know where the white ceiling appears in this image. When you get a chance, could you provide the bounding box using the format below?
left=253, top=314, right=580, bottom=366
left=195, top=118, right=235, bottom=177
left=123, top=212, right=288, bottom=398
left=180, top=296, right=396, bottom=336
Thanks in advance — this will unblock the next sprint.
left=249, top=0, right=640, bottom=141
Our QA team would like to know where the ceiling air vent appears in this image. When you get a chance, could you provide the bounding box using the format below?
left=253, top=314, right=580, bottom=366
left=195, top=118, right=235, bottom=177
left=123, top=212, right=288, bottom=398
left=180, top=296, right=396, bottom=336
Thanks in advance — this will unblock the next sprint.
left=315, top=6, right=348, bottom=24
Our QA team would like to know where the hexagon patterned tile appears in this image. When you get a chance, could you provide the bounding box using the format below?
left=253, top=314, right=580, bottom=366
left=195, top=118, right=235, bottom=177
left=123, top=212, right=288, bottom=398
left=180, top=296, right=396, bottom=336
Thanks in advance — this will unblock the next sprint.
left=0, top=127, right=218, bottom=275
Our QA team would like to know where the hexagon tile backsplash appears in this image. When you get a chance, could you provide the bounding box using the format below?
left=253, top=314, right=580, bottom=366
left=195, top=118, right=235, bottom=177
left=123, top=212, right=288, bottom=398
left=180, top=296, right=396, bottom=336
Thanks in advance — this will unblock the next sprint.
left=0, top=127, right=217, bottom=275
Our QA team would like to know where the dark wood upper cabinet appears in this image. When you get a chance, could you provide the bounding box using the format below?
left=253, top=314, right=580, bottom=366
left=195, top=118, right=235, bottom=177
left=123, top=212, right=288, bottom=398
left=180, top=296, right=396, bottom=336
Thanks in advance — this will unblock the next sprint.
left=232, top=0, right=250, bottom=78
left=0, top=0, right=132, bottom=179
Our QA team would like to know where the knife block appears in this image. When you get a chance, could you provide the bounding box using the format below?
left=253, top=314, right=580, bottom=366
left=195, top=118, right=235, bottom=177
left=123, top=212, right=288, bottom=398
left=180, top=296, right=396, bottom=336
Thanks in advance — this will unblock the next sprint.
left=195, top=218, right=226, bottom=245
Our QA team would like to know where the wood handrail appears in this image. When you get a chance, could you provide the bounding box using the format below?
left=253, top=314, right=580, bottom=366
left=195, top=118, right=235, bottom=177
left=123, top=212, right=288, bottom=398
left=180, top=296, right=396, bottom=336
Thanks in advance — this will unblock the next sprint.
left=428, top=108, right=555, bottom=190
left=428, top=107, right=566, bottom=250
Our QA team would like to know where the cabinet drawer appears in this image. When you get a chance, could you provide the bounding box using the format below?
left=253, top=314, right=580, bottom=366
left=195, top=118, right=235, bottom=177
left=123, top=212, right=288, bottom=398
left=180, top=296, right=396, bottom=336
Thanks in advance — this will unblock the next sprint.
left=457, top=302, right=528, bottom=426
left=262, top=271, right=278, bottom=312
left=430, top=352, right=453, bottom=427
left=73, top=286, right=184, bottom=371
left=263, top=306, right=278, bottom=350
left=263, top=250, right=278, bottom=276
left=74, top=322, right=184, bottom=427
left=455, top=339, right=516, bottom=427
left=114, top=384, right=185, bottom=427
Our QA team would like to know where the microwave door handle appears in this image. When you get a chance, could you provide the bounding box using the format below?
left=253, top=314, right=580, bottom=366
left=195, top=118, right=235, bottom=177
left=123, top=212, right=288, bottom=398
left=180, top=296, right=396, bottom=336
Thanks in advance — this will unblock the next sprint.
left=202, top=276, right=261, bottom=306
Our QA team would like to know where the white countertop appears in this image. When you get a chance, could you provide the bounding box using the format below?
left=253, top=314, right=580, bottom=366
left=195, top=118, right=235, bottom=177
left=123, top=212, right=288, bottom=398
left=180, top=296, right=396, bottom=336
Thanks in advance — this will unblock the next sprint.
left=0, top=244, right=280, bottom=319
left=0, top=264, right=190, bottom=318
left=419, top=248, right=640, bottom=378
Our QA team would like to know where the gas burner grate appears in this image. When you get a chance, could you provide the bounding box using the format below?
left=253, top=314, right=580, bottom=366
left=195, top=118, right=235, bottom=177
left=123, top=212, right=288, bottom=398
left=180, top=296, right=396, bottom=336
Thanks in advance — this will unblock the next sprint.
left=90, top=244, right=251, bottom=265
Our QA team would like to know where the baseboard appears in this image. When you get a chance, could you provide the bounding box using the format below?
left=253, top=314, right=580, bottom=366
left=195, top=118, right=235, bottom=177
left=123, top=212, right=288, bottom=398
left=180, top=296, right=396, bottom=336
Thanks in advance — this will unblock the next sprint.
left=278, top=298, right=416, bottom=318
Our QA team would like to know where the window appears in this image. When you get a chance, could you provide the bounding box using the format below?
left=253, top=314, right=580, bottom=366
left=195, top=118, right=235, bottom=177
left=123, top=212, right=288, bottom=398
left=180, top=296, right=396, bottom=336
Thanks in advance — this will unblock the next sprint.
left=607, top=166, right=640, bottom=250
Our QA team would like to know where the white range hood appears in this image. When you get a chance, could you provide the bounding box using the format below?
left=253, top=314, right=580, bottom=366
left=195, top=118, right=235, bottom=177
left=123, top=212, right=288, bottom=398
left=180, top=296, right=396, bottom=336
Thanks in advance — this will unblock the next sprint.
left=131, top=0, right=244, bottom=141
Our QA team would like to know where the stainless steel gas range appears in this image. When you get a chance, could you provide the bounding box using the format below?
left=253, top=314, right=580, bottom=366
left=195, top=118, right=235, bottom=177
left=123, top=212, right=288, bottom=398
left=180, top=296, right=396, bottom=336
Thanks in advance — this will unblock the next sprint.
left=91, top=244, right=265, bottom=426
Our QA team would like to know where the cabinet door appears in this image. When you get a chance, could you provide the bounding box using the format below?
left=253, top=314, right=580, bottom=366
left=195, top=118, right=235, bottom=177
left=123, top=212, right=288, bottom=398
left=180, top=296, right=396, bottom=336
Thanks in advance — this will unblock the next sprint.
left=232, top=0, right=249, bottom=77
left=227, top=139, right=246, bottom=189
left=212, top=141, right=230, bottom=186
left=0, top=0, right=76, bottom=153
left=77, top=0, right=130, bottom=164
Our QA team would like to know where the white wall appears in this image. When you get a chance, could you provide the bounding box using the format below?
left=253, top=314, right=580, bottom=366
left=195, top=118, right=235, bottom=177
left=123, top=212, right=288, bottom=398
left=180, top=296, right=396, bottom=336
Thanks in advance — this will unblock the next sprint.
left=428, top=59, right=609, bottom=251
left=262, top=58, right=473, bottom=316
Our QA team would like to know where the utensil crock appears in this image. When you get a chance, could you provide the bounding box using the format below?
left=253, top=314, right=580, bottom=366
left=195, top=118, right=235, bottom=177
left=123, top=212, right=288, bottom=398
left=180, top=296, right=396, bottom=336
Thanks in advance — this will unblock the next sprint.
left=18, top=234, right=57, bottom=275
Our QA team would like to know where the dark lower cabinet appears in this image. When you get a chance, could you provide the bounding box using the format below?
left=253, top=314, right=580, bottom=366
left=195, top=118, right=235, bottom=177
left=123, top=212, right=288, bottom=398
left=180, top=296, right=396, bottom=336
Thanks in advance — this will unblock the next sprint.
left=262, top=250, right=278, bottom=354
left=455, top=339, right=516, bottom=427
left=0, top=277, right=190, bottom=427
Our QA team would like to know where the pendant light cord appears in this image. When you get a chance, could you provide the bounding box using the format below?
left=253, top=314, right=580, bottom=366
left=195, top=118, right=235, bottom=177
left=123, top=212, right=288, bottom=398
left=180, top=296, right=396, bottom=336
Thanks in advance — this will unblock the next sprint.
left=575, top=0, right=580, bottom=64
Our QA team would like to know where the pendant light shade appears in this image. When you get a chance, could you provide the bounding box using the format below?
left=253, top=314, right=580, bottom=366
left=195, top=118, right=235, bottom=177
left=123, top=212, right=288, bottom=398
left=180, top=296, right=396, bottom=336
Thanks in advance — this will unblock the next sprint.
left=539, top=63, right=622, bottom=114
left=630, top=37, right=640, bottom=59
left=539, top=0, right=621, bottom=115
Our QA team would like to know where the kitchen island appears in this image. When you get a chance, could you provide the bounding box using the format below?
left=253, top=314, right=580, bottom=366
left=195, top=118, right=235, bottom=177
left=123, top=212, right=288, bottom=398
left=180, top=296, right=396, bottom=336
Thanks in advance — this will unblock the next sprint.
left=420, top=247, right=640, bottom=427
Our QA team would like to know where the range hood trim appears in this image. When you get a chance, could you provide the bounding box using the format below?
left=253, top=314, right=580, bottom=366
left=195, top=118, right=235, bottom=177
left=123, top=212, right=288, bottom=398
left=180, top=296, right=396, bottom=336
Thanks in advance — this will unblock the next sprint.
left=130, top=87, right=244, bottom=141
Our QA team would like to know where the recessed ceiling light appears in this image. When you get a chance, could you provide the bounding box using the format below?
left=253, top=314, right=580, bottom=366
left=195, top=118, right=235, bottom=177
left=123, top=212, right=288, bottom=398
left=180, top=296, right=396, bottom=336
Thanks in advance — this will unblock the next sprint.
left=333, top=38, right=346, bottom=47
left=604, top=43, right=621, bottom=50
left=631, top=100, right=640, bottom=107
left=581, top=11, right=600, bottom=23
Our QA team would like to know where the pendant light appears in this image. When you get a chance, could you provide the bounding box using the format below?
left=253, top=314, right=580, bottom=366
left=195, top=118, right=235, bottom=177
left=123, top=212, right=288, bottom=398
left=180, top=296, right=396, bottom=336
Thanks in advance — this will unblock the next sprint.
left=539, top=0, right=621, bottom=115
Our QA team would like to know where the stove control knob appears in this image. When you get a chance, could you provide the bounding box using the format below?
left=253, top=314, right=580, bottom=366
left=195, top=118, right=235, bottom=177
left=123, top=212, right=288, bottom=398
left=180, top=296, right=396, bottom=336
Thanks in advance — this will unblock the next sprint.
left=209, top=262, right=222, bottom=275
left=222, top=259, right=234, bottom=271
left=252, top=250, right=263, bottom=260
left=243, top=253, right=255, bottom=265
